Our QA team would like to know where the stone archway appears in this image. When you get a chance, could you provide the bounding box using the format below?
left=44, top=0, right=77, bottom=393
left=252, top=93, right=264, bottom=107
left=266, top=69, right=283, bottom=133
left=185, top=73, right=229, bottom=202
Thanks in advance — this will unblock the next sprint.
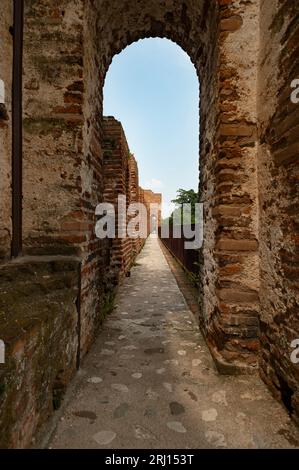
left=89, top=0, right=260, bottom=375
left=21, top=0, right=260, bottom=371
left=1, top=0, right=299, bottom=449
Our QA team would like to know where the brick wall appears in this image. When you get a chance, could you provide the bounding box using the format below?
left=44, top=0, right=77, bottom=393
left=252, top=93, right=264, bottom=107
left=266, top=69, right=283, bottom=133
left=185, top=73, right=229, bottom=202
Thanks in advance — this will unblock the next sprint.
left=198, top=0, right=260, bottom=373
left=23, top=0, right=85, bottom=256
left=82, top=0, right=261, bottom=373
left=102, top=117, right=133, bottom=282
left=1, top=0, right=298, bottom=446
left=102, top=117, right=162, bottom=282
left=1, top=0, right=261, bottom=389
left=22, top=0, right=110, bottom=358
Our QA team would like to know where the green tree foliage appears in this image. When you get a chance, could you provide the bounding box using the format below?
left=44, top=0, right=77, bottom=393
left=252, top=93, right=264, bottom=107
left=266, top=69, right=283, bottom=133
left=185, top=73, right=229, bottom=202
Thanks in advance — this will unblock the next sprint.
left=171, top=189, right=198, bottom=207
left=163, top=189, right=199, bottom=225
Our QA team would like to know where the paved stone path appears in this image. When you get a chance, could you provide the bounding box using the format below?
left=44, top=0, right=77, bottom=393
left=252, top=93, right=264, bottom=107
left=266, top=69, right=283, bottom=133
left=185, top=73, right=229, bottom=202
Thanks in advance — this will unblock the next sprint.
left=49, top=236, right=299, bottom=449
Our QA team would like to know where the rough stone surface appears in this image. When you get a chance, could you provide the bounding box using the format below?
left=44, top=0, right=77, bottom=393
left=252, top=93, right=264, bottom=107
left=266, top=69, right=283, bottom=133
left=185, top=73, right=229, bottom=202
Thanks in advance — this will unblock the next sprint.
left=257, top=0, right=299, bottom=423
left=0, top=255, right=80, bottom=448
left=12, top=0, right=261, bottom=374
left=48, top=237, right=299, bottom=449
left=0, top=0, right=299, bottom=446
left=102, top=117, right=162, bottom=284
left=82, top=0, right=261, bottom=371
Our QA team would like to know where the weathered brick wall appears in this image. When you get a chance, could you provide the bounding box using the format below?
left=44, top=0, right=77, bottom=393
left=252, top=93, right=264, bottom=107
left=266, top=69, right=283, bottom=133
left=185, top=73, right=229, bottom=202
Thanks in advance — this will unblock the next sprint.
left=0, top=256, right=80, bottom=448
left=128, top=153, right=142, bottom=257
left=85, top=0, right=261, bottom=373
left=22, top=0, right=109, bottom=358
left=199, top=0, right=260, bottom=373
left=102, top=117, right=133, bottom=282
left=102, top=117, right=161, bottom=282
left=0, top=3, right=84, bottom=448
left=23, top=0, right=85, bottom=256
left=21, top=0, right=261, bottom=373
left=2, top=0, right=298, bottom=446
left=0, top=3, right=13, bottom=259
left=258, top=0, right=299, bottom=421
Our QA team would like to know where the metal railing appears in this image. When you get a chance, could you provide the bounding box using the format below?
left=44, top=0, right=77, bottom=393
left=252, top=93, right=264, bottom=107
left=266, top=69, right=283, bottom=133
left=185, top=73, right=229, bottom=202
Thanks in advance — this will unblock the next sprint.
left=158, top=224, right=199, bottom=275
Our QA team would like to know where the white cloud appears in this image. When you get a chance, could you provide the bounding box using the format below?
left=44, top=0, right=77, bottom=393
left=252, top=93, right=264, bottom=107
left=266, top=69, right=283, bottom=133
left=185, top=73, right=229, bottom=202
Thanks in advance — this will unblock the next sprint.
left=143, top=178, right=164, bottom=190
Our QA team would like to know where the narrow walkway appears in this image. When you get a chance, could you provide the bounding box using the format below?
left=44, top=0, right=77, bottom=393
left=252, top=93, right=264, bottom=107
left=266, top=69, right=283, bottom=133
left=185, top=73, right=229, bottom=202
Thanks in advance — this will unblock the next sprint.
left=50, top=236, right=299, bottom=449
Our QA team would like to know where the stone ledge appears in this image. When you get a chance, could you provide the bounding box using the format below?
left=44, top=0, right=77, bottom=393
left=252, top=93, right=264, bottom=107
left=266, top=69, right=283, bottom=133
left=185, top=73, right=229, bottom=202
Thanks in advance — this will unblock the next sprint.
left=206, top=338, right=258, bottom=376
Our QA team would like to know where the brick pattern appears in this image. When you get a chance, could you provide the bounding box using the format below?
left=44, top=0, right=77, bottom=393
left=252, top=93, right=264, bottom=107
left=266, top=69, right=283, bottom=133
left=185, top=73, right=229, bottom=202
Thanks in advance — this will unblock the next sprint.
left=1, top=1, right=260, bottom=379
left=199, top=0, right=260, bottom=373
left=258, top=0, right=299, bottom=422
left=0, top=0, right=298, bottom=446
left=19, top=0, right=261, bottom=373
left=102, top=117, right=134, bottom=282
left=22, top=0, right=111, bottom=358
left=0, top=256, right=80, bottom=448
left=102, top=117, right=162, bottom=282
left=22, top=0, right=85, bottom=255
left=128, top=152, right=143, bottom=257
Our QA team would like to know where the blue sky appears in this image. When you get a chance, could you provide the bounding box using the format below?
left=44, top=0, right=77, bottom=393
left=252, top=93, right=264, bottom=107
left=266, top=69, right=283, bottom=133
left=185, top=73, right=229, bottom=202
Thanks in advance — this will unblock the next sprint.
left=103, top=38, right=199, bottom=217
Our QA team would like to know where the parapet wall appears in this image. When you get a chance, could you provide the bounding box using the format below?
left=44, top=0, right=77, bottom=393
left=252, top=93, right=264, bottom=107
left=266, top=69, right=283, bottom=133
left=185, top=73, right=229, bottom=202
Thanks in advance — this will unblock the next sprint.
left=102, top=116, right=162, bottom=282
left=0, top=256, right=80, bottom=448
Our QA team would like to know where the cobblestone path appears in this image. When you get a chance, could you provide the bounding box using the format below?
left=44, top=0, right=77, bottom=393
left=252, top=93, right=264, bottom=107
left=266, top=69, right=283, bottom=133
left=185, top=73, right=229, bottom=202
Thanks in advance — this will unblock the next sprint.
left=50, top=236, right=299, bottom=449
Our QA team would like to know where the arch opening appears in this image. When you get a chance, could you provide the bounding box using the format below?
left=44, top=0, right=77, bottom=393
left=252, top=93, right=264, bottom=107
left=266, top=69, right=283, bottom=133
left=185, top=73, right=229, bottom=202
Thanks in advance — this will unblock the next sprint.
left=20, top=0, right=260, bottom=373
left=79, top=0, right=260, bottom=375
left=101, top=37, right=200, bottom=286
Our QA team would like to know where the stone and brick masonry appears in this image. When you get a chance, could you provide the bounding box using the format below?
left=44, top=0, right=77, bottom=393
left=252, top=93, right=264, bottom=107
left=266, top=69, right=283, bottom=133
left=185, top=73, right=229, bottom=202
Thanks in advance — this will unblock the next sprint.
left=0, top=0, right=298, bottom=447
left=0, top=106, right=160, bottom=447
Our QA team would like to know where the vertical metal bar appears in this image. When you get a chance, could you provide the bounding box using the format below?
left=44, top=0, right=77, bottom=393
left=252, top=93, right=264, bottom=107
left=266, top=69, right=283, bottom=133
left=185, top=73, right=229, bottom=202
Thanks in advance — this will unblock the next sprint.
left=11, top=0, right=24, bottom=258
